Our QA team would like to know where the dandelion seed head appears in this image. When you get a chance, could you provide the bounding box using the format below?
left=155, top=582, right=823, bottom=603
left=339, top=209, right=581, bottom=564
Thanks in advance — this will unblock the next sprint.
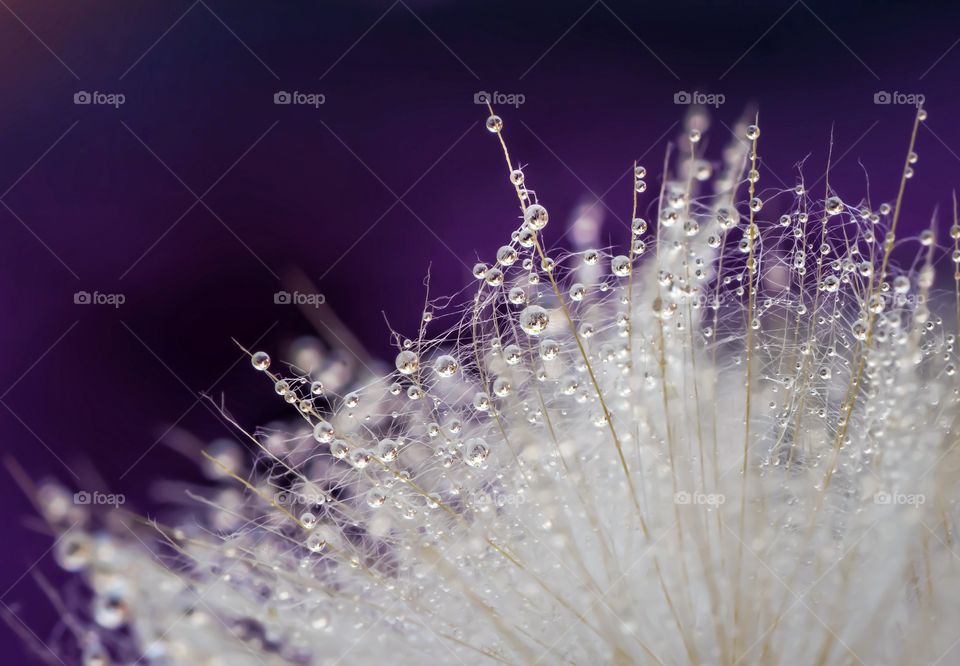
left=34, top=105, right=960, bottom=665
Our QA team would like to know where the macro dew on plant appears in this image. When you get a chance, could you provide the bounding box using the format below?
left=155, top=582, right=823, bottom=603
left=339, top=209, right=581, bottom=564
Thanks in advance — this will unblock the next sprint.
left=25, top=104, right=960, bottom=666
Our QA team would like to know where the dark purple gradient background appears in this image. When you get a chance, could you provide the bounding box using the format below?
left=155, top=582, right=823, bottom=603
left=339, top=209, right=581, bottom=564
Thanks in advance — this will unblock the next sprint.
left=2, top=0, right=959, bottom=660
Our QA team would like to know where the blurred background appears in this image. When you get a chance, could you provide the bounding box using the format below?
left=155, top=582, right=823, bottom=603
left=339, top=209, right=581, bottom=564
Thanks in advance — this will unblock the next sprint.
left=2, top=0, right=959, bottom=660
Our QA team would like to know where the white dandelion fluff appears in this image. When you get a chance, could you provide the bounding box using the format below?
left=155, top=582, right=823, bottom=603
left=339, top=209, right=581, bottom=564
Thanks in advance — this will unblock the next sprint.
left=27, top=104, right=960, bottom=665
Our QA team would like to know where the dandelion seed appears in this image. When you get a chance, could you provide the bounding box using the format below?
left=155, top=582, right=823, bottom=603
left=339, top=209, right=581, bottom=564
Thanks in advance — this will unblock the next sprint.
left=36, top=105, right=960, bottom=666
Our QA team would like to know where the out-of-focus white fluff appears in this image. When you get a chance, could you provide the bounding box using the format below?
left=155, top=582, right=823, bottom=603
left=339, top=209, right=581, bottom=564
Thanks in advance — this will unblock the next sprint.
left=33, top=106, right=960, bottom=666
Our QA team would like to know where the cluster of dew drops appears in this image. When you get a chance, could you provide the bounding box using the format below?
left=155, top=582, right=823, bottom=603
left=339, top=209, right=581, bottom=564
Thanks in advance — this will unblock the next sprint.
left=239, top=106, right=958, bottom=559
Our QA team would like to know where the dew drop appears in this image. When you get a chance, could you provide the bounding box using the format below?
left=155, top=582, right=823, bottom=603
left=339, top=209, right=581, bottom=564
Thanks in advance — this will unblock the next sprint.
left=251, top=351, right=271, bottom=371
left=611, top=255, right=632, bottom=277
left=377, top=438, right=399, bottom=462
left=434, top=354, right=459, bottom=378
left=525, top=204, right=549, bottom=231
left=464, top=438, right=490, bottom=467
left=313, top=421, right=335, bottom=444
left=395, top=350, right=419, bottom=375
left=497, top=245, right=518, bottom=266
left=520, top=305, right=550, bottom=335
left=825, top=197, right=844, bottom=216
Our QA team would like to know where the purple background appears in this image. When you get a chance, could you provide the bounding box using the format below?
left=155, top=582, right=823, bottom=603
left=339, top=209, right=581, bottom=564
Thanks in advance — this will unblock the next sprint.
left=2, top=0, right=959, bottom=660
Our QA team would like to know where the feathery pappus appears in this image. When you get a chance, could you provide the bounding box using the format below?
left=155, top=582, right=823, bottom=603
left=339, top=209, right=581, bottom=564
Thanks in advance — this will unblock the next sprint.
left=23, top=104, right=960, bottom=666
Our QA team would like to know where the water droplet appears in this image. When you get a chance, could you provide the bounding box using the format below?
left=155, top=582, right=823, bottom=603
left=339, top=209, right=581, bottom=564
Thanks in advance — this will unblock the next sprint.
left=485, top=267, right=505, bottom=286
left=540, top=339, right=560, bottom=360
left=313, top=421, right=335, bottom=443
left=717, top=206, right=739, bottom=230
left=472, top=392, right=491, bottom=412
left=395, top=350, right=419, bottom=375
left=497, top=245, right=518, bottom=266
left=330, top=439, right=350, bottom=459
left=611, top=255, right=632, bottom=277
left=820, top=275, right=840, bottom=293
left=518, top=227, right=536, bottom=248
left=492, top=377, right=512, bottom=397
left=464, top=438, right=490, bottom=467
left=852, top=320, right=868, bottom=341
left=306, top=533, right=326, bottom=553
left=372, top=439, right=397, bottom=463
left=825, top=197, right=844, bottom=216
left=251, top=351, right=271, bottom=371
left=508, top=287, right=526, bottom=305
left=434, top=354, right=458, bottom=378
left=524, top=204, right=549, bottom=231
left=520, top=305, right=550, bottom=335
left=349, top=448, right=372, bottom=469
left=367, top=488, right=387, bottom=508
left=300, top=512, right=317, bottom=529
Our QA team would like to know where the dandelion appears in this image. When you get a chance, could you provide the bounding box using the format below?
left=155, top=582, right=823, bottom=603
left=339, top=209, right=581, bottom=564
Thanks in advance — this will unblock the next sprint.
left=26, top=104, right=960, bottom=665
